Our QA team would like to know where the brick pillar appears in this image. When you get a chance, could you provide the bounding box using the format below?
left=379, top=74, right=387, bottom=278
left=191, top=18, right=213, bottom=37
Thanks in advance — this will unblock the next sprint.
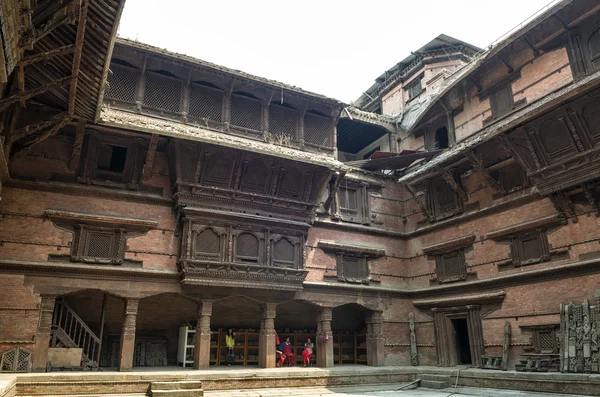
left=258, top=302, right=277, bottom=368
left=316, top=307, right=334, bottom=368
left=32, top=295, right=56, bottom=371
left=194, top=300, right=212, bottom=369
left=119, top=298, right=138, bottom=371
left=366, top=311, right=384, bottom=366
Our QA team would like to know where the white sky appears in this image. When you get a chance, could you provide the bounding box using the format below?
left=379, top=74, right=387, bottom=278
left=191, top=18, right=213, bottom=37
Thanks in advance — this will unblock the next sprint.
left=117, top=0, right=553, bottom=103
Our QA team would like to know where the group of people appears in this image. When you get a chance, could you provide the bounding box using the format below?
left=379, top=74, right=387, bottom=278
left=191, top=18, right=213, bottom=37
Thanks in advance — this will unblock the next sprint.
left=276, top=336, right=313, bottom=367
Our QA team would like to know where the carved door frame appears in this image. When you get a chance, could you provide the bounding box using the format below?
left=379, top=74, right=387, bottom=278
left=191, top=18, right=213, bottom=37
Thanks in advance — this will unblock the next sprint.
left=433, top=305, right=484, bottom=367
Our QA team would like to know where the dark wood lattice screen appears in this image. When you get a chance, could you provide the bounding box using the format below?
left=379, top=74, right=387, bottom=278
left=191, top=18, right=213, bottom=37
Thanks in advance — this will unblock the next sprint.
left=269, top=103, right=297, bottom=141
left=189, top=84, right=223, bottom=122
left=143, top=72, right=183, bottom=113
left=105, top=64, right=139, bottom=103
left=304, top=112, right=331, bottom=147
left=236, top=233, right=259, bottom=262
left=435, top=251, right=466, bottom=283
left=589, top=29, right=600, bottom=60
left=277, top=167, right=302, bottom=199
left=84, top=232, right=116, bottom=259
left=230, top=94, right=262, bottom=131
left=0, top=347, right=31, bottom=372
left=273, top=238, right=295, bottom=267
left=195, top=228, right=220, bottom=258
left=521, top=235, right=542, bottom=261
left=512, top=231, right=548, bottom=266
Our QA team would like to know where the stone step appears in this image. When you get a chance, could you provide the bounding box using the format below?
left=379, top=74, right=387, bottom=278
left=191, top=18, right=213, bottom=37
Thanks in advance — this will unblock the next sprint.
left=150, top=381, right=203, bottom=391
left=420, top=373, right=452, bottom=382
left=150, top=389, right=204, bottom=397
left=420, top=379, right=448, bottom=389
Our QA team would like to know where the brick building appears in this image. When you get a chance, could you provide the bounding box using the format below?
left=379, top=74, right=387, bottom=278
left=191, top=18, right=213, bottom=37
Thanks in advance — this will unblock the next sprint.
left=1, top=0, right=600, bottom=374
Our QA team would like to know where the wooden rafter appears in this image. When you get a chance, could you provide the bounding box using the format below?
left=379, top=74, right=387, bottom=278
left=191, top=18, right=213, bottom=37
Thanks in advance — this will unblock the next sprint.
left=12, top=113, right=69, bottom=142
left=20, top=0, right=78, bottom=48
left=16, top=118, right=70, bottom=155
left=496, top=134, right=532, bottom=173
left=324, top=171, right=347, bottom=212
left=436, top=165, right=467, bottom=201
left=68, top=0, right=89, bottom=116
left=403, top=182, right=433, bottom=223
left=142, top=134, right=159, bottom=181
left=19, top=45, right=76, bottom=67
left=69, top=118, right=86, bottom=170
left=0, top=76, right=71, bottom=112
left=465, top=150, right=504, bottom=193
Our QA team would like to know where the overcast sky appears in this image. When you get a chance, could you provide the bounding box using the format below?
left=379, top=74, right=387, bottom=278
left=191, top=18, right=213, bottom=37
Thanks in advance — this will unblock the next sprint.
left=118, top=0, right=554, bottom=103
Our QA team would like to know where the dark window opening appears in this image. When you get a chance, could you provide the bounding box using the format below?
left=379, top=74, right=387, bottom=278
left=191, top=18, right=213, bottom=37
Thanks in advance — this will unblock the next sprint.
left=98, top=145, right=127, bottom=173
left=511, top=230, right=549, bottom=267
left=407, top=77, right=423, bottom=100
left=337, top=254, right=369, bottom=283
left=435, top=126, right=449, bottom=149
left=490, top=163, right=526, bottom=192
left=452, top=318, right=472, bottom=365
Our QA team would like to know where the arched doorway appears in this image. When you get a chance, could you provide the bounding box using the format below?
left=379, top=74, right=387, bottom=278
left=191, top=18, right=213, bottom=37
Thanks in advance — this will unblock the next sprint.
left=332, top=303, right=368, bottom=365
left=275, top=300, right=319, bottom=366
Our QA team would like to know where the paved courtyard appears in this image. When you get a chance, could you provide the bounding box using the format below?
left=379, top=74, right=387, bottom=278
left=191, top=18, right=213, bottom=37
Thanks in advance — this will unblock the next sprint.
left=204, top=384, right=594, bottom=397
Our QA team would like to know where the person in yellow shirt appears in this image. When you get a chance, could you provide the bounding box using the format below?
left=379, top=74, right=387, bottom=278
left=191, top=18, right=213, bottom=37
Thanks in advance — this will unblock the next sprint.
left=225, top=329, right=235, bottom=365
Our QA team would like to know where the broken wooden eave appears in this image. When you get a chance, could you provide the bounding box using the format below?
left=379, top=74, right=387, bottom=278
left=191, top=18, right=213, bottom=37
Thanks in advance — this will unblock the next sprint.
left=398, top=69, right=600, bottom=184
left=340, top=107, right=396, bottom=132
left=98, top=107, right=348, bottom=172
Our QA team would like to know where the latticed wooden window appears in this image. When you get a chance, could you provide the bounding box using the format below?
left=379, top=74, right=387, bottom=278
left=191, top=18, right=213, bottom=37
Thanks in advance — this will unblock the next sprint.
left=435, top=250, right=467, bottom=283
left=236, top=233, right=259, bottom=263
left=511, top=230, right=549, bottom=266
left=0, top=347, right=31, bottom=372
left=269, top=103, right=297, bottom=141
left=72, top=227, right=124, bottom=264
left=491, top=162, right=526, bottom=192
left=230, top=93, right=262, bottom=131
left=143, top=71, right=183, bottom=113
left=532, top=327, right=558, bottom=354
left=105, top=63, right=139, bottom=103
left=189, top=83, right=223, bottom=122
left=273, top=238, right=295, bottom=267
left=337, top=254, right=368, bottom=283
left=84, top=232, right=115, bottom=258
left=195, top=228, right=221, bottom=259
left=429, top=177, right=460, bottom=220
left=304, top=111, right=331, bottom=148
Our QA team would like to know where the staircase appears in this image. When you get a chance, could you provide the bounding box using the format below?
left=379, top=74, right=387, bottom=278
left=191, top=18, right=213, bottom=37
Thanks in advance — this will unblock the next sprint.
left=51, top=299, right=101, bottom=366
left=419, top=373, right=452, bottom=389
left=149, top=381, right=204, bottom=397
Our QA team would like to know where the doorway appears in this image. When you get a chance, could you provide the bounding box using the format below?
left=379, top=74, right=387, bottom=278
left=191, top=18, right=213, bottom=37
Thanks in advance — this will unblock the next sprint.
left=451, top=318, right=471, bottom=365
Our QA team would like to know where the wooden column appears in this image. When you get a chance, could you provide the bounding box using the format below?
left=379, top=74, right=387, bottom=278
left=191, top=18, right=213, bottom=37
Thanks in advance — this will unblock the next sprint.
left=32, top=295, right=56, bottom=371
left=466, top=305, right=484, bottom=367
left=119, top=298, right=138, bottom=371
left=366, top=311, right=385, bottom=366
left=193, top=300, right=212, bottom=369
left=316, top=307, right=334, bottom=368
left=258, top=302, right=277, bottom=368
left=433, top=308, right=450, bottom=366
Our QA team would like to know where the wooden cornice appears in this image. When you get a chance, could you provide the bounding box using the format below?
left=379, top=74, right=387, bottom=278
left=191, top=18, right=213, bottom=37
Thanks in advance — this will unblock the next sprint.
left=181, top=207, right=311, bottom=230
left=317, top=240, right=386, bottom=258
left=45, top=209, right=158, bottom=229
left=422, top=234, right=476, bottom=255
left=413, top=291, right=506, bottom=309
left=484, top=214, right=564, bottom=240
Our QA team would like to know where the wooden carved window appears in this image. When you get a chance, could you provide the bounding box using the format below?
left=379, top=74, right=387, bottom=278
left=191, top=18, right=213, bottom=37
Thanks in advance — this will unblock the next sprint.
left=336, top=254, right=369, bottom=283
left=143, top=71, right=183, bottom=113
left=531, top=327, right=559, bottom=354
left=435, top=250, right=467, bottom=283
left=72, top=226, right=124, bottom=264
left=230, top=92, right=262, bottom=131
left=406, top=75, right=423, bottom=100
left=511, top=230, right=549, bottom=267
left=273, top=238, right=295, bottom=268
left=489, top=82, right=514, bottom=119
left=105, top=61, right=139, bottom=103
left=428, top=177, right=461, bottom=220
left=490, top=163, right=526, bottom=193
left=189, top=82, right=223, bottom=122
left=194, top=228, right=221, bottom=260
left=338, top=185, right=369, bottom=224
left=236, top=232, right=259, bottom=263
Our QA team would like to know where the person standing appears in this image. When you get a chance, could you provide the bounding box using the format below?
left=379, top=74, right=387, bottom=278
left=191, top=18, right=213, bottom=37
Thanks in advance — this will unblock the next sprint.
left=225, top=329, right=235, bottom=365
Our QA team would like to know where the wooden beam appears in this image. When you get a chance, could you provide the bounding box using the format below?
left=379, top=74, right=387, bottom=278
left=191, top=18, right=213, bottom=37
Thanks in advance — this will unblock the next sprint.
left=19, top=45, right=76, bottom=67
left=17, top=118, right=70, bottom=155
left=496, top=134, right=532, bottom=173
left=465, top=150, right=504, bottom=193
left=20, top=1, right=78, bottom=48
left=68, top=0, right=89, bottom=116
left=142, top=134, right=159, bottom=181
left=403, top=182, right=433, bottom=223
left=22, top=0, right=34, bottom=51
left=436, top=165, right=468, bottom=202
left=0, top=76, right=71, bottom=112
left=324, top=171, right=347, bottom=212
left=69, top=118, right=86, bottom=171
left=12, top=113, right=69, bottom=142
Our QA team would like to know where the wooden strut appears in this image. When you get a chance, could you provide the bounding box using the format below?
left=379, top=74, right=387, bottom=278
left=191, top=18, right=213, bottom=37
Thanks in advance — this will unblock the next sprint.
left=142, top=134, right=159, bottom=181
left=403, top=182, right=433, bottom=223
left=435, top=165, right=468, bottom=202
left=15, top=118, right=70, bottom=155
left=12, top=113, right=69, bottom=142
left=0, top=77, right=71, bottom=113
left=549, top=191, right=577, bottom=223
left=68, top=0, right=89, bottom=116
left=496, top=134, right=532, bottom=173
left=69, top=119, right=86, bottom=170
left=20, top=0, right=78, bottom=48
left=19, top=45, right=76, bottom=67
left=324, top=171, right=347, bottom=212
left=581, top=183, right=600, bottom=216
left=465, top=150, right=504, bottom=193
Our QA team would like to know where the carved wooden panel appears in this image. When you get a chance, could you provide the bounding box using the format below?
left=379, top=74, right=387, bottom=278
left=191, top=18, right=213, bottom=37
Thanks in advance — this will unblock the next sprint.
left=0, top=347, right=31, bottom=372
left=561, top=299, right=599, bottom=373
left=510, top=230, right=550, bottom=267
left=240, top=156, right=274, bottom=194
left=72, top=226, right=125, bottom=265
left=273, top=237, right=295, bottom=268
left=235, top=232, right=260, bottom=263
left=277, top=164, right=306, bottom=200
left=336, top=254, right=369, bottom=283
left=194, top=227, right=222, bottom=260
left=200, top=149, right=236, bottom=188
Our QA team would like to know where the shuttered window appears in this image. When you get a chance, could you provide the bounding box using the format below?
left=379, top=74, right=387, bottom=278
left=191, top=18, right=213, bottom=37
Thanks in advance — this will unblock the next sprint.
left=511, top=230, right=549, bottom=266
left=434, top=250, right=467, bottom=283
left=337, top=254, right=369, bottom=283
